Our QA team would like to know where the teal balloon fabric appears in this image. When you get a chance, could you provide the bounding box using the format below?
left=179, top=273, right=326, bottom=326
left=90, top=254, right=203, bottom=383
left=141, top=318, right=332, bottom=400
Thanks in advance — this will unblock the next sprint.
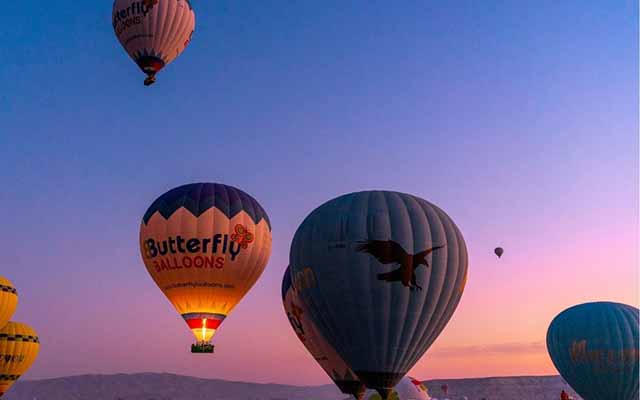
left=547, top=302, right=639, bottom=400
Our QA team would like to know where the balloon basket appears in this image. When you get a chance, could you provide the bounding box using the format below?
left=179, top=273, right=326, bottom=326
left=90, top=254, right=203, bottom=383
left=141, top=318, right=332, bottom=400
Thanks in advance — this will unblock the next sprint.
left=144, top=76, right=156, bottom=86
left=191, top=342, right=214, bottom=354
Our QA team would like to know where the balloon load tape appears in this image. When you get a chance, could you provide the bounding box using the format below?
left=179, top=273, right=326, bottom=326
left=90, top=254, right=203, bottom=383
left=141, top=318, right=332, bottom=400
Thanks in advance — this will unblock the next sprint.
left=191, top=342, right=214, bottom=354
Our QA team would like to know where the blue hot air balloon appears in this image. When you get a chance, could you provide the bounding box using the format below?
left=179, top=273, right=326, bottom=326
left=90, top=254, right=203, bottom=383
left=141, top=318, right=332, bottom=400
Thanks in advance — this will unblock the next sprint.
left=546, top=302, right=639, bottom=400
left=289, top=191, right=468, bottom=398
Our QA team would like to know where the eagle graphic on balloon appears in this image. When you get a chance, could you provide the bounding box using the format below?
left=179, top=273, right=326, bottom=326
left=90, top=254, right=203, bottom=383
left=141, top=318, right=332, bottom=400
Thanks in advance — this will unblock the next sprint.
left=356, top=240, right=445, bottom=290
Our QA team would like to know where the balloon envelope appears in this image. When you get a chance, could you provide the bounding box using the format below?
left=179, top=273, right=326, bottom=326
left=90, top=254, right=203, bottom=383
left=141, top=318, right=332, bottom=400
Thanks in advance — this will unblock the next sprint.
left=282, top=266, right=365, bottom=399
left=0, top=276, right=17, bottom=329
left=289, top=191, right=468, bottom=396
left=546, top=302, right=639, bottom=400
left=112, top=0, right=196, bottom=85
left=0, top=322, right=40, bottom=397
left=494, top=247, right=503, bottom=258
left=140, top=183, right=272, bottom=349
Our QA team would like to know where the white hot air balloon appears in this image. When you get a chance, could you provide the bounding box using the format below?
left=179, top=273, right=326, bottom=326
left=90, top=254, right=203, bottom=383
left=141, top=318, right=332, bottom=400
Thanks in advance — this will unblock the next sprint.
left=112, top=0, right=196, bottom=86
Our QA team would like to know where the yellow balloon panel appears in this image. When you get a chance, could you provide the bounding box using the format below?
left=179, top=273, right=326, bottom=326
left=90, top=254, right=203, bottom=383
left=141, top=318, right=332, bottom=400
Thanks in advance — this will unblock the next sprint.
left=140, top=205, right=271, bottom=342
left=0, top=277, right=17, bottom=330
left=0, top=322, right=39, bottom=397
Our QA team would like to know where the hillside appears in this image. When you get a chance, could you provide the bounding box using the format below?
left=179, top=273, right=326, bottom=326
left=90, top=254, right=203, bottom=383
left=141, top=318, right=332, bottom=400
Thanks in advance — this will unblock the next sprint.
left=4, top=373, right=582, bottom=400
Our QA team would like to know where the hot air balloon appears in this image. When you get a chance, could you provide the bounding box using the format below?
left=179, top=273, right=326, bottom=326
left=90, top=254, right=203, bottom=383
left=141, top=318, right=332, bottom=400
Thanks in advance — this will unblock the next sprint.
left=140, top=183, right=272, bottom=353
left=0, top=322, right=39, bottom=397
left=0, top=276, right=17, bottom=329
left=546, top=301, right=639, bottom=400
left=282, top=266, right=366, bottom=400
left=289, top=191, right=468, bottom=398
left=112, top=0, right=196, bottom=86
left=363, top=376, right=432, bottom=400
left=494, top=247, right=503, bottom=258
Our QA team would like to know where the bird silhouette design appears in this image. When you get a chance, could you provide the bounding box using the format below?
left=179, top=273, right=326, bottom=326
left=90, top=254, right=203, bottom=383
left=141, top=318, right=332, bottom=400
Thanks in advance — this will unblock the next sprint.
left=356, top=240, right=445, bottom=290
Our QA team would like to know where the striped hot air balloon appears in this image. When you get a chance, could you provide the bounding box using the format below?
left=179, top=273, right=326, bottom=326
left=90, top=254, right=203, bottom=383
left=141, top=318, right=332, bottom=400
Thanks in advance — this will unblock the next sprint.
left=112, top=0, right=196, bottom=86
left=289, top=191, right=468, bottom=398
left=547, top=301, right=639, bottom=400
left=0, top=277, right=17, bottom=330
left=140, top=183, right=272, bottom=353
left=0, top=322, right=40, bottom=397
left=282, top=266, right=366, bottom=400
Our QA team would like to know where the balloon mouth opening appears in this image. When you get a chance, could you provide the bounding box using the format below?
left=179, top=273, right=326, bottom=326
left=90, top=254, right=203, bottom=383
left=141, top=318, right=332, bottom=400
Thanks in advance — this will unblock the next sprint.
left=353, top=371, right=403, bottom=398
left=183, top=313, right=225, bottom=326
left=136, top=55, right=165, bottom=85
left=136, top=55, right=165, bottom=70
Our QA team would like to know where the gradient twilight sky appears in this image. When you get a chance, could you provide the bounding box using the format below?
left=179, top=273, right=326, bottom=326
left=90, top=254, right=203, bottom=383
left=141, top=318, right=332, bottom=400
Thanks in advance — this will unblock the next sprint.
left=0, top=0, right=637, bottom=385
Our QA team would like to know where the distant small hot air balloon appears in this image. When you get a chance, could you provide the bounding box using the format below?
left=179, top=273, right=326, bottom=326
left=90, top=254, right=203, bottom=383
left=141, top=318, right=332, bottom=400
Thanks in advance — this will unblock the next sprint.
left=547, top=302, right=639, bottom=400
left=282, top=266, right=366, bottom=400
left=0, top=322, right=40, bottom=397
left=140, top=183, right=272, bottom=353
left=290, top=191, right=468, bottom=398
left=112, top=0, right=196, bottom=86
left=494, top=247, right=504, bottom=258
left=0, top=276, right=17, bottom=329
